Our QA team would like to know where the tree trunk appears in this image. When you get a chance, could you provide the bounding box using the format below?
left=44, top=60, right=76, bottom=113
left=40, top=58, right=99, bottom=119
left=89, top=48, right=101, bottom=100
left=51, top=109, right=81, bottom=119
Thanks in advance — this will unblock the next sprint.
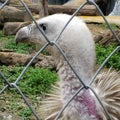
left=48, top=5, right=98, bottom=16
left=0, top=52, right=55, bottom=69
left=3, top=22, right=32, bottom=35
left=0, top=6, right=31, bottom=26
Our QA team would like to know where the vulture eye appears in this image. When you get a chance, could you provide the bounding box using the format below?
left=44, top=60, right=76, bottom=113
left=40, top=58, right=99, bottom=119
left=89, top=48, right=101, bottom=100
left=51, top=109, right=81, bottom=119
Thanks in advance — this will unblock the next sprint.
left=40, top=24, right=47, bottom=31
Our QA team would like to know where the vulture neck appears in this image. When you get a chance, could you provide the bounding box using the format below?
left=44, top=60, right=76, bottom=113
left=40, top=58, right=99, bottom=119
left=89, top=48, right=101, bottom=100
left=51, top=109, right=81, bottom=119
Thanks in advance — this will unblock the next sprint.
left=58, top=61, right=100, bottom=120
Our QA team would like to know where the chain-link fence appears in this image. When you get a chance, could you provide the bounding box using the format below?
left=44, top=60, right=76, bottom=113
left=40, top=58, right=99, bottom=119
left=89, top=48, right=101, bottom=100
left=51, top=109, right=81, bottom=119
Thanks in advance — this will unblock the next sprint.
left=0, top=0, right=120, bottom=120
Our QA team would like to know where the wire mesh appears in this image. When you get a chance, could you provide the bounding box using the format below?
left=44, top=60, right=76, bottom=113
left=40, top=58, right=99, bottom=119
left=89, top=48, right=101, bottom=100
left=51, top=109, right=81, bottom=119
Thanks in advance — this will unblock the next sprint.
left=0, top=0, right=120, bottom=120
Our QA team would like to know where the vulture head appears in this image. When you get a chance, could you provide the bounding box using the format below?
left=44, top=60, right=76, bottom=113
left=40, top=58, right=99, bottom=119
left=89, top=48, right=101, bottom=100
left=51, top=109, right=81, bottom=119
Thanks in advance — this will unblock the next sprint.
left=15, top=14, right=96, bottom=85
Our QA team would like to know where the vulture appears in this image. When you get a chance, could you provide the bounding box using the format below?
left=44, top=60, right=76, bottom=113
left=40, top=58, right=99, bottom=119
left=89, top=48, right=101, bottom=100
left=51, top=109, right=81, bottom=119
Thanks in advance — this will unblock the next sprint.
left=15, top=14, right=120, bottom=120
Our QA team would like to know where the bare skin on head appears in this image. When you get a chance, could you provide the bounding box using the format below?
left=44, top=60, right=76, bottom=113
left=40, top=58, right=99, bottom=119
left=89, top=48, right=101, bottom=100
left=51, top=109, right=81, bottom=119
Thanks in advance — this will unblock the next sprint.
left=16, top=14, right=120, bottom=120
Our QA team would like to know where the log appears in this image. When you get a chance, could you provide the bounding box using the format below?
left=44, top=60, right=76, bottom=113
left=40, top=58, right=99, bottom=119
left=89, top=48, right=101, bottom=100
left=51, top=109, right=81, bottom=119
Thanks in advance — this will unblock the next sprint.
left=48, top=5, right=98, bottom=16
left=11, top=4, right=98, bottom=16
left=80, top=16, right=120, bottom=25
left=12, top=4, right=42, bottom=14
left=0, top=6, right=32, bottom=26
left=11, top=1, right=46, bottom=17
left=0, top=52, right=55, bottom=69
left=63, top=0, right=86, bottom=6
left=0, top=52, right=32, bottom=66
left=3, top=21, right=32, bottom=35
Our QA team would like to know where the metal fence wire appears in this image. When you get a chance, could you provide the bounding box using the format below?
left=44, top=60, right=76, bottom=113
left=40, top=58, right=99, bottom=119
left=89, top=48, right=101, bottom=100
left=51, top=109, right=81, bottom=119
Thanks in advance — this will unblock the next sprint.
left=0, top=0, right=120, bottom=120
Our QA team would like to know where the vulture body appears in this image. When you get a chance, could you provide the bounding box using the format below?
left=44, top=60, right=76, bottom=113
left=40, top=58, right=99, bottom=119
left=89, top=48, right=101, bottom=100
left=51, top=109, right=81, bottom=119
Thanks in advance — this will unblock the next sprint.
left=15, top=14, right=120, bottom=120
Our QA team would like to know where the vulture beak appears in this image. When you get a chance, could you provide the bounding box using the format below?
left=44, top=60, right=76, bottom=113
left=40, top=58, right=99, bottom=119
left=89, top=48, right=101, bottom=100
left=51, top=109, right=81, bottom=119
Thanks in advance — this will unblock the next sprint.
left=15, top=26, right=30, bottom=45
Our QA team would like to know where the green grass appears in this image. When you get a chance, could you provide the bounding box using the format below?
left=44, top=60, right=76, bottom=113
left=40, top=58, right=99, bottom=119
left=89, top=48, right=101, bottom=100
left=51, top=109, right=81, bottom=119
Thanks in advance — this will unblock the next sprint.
left=0, top=66, right=58, bottom=119
left=1, top=93, right=33, bottom=119
left=0, top=66, right=58, bottom=95
left=5, top=41, right=35, bottom=54
left=96, top=43, right=120, bottom=70
left=0, top=34, right=36, bottom=54
left=0, top=30, right=50, bottom=55
left=18, top=108, right=32, bottom=120
left=98, top=23, right=118, bottom=30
